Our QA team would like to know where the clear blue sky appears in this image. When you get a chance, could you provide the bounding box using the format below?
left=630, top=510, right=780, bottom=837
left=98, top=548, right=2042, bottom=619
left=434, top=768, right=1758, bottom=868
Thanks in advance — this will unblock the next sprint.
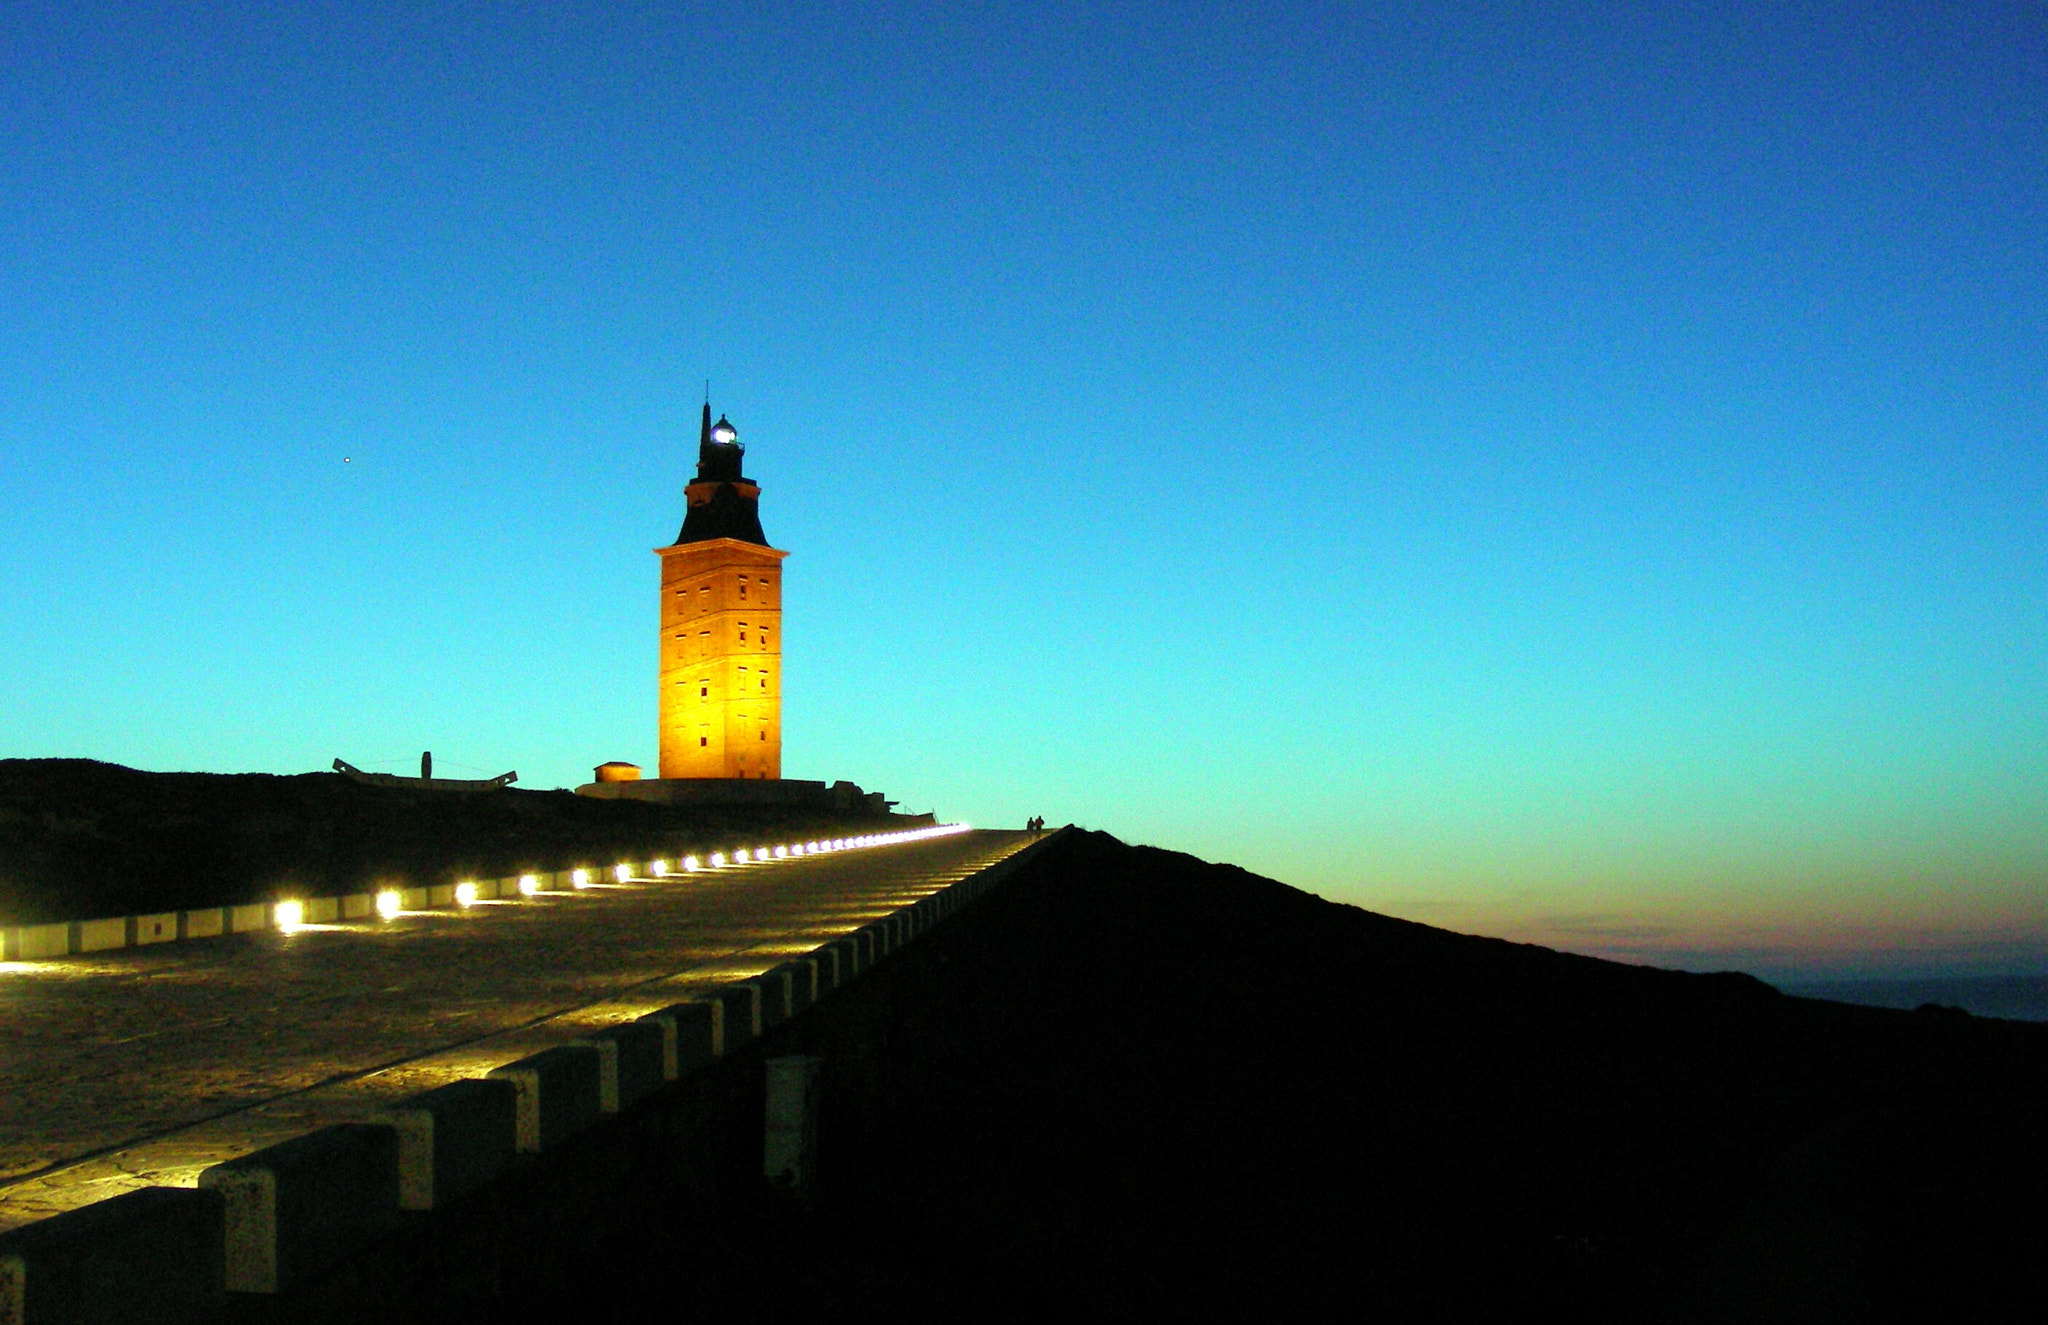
left=3, top=2, right=2042, bottom=980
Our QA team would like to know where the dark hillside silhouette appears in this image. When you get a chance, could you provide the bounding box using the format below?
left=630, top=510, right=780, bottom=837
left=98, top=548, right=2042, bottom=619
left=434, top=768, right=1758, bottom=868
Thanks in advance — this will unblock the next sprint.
left=598, top=830, right=2047, bottom=1322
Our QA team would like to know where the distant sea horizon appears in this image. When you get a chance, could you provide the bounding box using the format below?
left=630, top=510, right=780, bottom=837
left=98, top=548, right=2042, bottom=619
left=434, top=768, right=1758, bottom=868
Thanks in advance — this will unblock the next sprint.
left=1779, top=975, right=2048, bottom=1023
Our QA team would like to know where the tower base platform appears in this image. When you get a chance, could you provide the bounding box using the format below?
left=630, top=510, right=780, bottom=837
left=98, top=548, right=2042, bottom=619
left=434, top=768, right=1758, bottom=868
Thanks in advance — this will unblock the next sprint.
left=572, top=777, right=892, bottom=814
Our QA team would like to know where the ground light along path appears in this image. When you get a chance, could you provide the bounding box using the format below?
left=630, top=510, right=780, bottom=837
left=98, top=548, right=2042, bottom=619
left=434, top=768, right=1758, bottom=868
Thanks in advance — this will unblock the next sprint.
left=0, top=825, right=1028, bottom=1232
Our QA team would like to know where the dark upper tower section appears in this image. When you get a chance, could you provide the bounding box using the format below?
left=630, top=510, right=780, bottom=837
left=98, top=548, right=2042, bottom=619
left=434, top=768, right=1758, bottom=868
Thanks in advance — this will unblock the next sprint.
left=675, top=400, right=769, bottom=545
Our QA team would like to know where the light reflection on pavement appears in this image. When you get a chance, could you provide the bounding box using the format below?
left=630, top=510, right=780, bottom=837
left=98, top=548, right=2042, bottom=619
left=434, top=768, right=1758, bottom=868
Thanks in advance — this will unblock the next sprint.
left=0, top=828, right=1030, bottom=1231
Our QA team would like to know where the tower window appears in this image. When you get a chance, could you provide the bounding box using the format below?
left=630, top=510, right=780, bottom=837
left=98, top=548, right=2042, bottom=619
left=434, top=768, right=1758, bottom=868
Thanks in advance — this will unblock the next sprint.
left=760, top=731, right=766, bottom=740
left=739, top=631, right=746, bottom=642
left=699, top=736, right=708, bottom=747
left=761, top=678, right=768, bottom=689
left=700, top=686, right=708, bottom=698
left=739, top=584, right=748, bottom=598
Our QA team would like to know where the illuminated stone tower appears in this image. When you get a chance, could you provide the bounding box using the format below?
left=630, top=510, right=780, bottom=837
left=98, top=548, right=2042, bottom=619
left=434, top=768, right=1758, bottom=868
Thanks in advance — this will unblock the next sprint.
left=656, top=404, right=788, bottom=779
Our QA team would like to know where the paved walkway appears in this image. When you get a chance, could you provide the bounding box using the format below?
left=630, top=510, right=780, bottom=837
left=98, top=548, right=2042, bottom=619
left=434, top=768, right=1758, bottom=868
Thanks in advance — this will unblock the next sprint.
left=0, top=828, right=1031, bottom=1231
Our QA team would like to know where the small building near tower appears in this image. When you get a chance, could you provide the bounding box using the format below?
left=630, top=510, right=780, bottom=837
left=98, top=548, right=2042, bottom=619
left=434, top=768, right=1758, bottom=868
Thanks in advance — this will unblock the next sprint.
left=656, top=404, right=789, bottom=779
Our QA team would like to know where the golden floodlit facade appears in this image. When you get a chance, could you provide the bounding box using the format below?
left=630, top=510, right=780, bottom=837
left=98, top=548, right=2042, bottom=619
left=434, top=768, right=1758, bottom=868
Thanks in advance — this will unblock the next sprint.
left=656, top=404, right=789, bottom=779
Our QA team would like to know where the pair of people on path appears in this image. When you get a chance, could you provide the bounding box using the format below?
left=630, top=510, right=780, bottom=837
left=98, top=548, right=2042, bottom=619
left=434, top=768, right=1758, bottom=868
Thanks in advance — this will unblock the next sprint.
left=1026, top=815, right=1045, bottom=835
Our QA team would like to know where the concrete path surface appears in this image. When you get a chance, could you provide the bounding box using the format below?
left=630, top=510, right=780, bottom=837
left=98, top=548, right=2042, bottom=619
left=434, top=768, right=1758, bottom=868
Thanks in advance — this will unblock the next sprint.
left=0, top=827, right=1032, bottom=1232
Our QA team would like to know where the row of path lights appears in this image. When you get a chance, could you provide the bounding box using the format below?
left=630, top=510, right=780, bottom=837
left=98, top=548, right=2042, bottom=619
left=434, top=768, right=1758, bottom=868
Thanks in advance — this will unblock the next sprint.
left=681, top=822, right=973, bottom=874
left=274, top=823, right=974, bottom=933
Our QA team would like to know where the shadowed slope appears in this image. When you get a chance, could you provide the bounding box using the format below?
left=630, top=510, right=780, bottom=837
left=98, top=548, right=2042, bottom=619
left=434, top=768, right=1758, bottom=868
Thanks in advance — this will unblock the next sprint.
left=669, top=829, right=2048, bottom=1321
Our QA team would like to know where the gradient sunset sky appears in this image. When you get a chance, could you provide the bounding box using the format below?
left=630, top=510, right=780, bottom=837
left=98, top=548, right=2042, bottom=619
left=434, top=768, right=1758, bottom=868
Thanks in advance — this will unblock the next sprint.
left=3, top=3, right=2042, bottom=981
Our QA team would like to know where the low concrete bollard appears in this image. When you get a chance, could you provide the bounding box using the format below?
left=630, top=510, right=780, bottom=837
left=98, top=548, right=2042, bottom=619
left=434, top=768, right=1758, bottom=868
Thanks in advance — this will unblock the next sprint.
left=303, top=897, right=340, bottom=924
left=747, top=968, right=793, bottom=1030
left=368, top=1079, right=518, bottom=1212
left=486, top=1045, right=604, bottom=1153
left=707, top=986, right=759, bottom=1052
left=818, top=939, right=851, bottom=987
left=341, top=894, right=374, bottom=920
left=76, top=918, right=126, bottom=954
left=8, top=923, right=71, bottom=961
left=776, top=958, right=817, bottom=1015
left=763, top=1056, right=824, bottom=1198
left=809, top=944, right=842, bottom=994
left=569, top=1021, right=668, bottom=1112
left=182, top=908, right=225, bottom=940
left=135, top=911, right=180, bottom=946
left=229, top=903, right=266, bottom=933
left=197, top=1124, right=399, bottom=1294
left=0, top=1187, right=223, bottom=1325
left=637, top=1003, right=717, bottom=1078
